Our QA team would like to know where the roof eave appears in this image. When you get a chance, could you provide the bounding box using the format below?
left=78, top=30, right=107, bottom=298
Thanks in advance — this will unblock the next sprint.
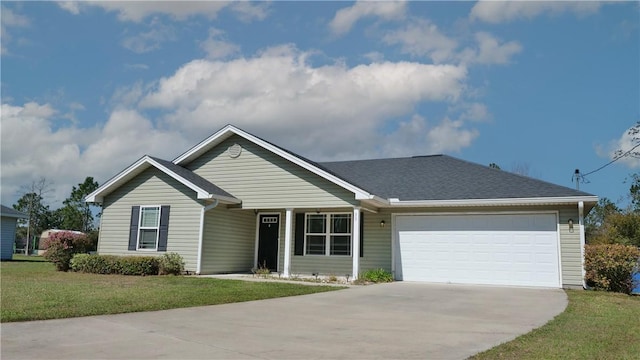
left=386, top=196, right=599, bottom=208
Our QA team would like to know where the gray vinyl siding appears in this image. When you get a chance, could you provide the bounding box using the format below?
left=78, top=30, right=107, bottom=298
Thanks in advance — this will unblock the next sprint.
left=200, top=208, right=256, bottom=274
left=359, top=212, right=392, bottom=273
left=1, top=217, right=18, bottom=260
left=185, top=135, right=358, bottom=209
left=98, top=167, right=202, bottom=271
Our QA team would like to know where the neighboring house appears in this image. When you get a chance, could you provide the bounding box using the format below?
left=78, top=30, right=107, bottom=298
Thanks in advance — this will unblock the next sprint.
left=86, top=125, right=598, bottom=288
left=1, top=205, right=28, bottom=260
left=38, top=229, right=85, bottom=255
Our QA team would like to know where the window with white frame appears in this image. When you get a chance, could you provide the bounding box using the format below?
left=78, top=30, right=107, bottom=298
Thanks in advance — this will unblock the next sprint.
left=138, top=206, right=160, bottom=250
left=305, top=213, right=352, bottom=256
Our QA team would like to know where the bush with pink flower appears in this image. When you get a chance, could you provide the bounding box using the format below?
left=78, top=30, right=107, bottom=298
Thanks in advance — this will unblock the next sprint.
left=42, top=231, right=91, bottom=271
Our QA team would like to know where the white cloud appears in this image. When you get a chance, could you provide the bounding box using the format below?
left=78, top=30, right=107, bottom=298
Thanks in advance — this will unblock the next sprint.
left=1, top=6, right=30, bottom=55
left=458, top=32, right=522, bottom=65
left=382, top=115, right=479, bottom=157
left=57, top=1, right=269, bottom=23
left=457, top=102, right=490, bottom=122
left=121, top=18, right=176, bottom=53
left=598, top=125, right=640, bottom=169
left=0, top=102, right=189, bottom=207
left=381, top=18, right=520, bottom=66
left=57, top=1, right=81, bottom=15
left=229, top=1, right=270, bottom=23
left=470, top=0, right=602, bottom=24
left=200, top=28, right=240, bottom=60
left=138, top=45, right=468, bottom=160
left=58, top=1, right=228, bottom=22
left=330, top=0, right=406, bottom=36
left=382, top=18, right=458, bottom=63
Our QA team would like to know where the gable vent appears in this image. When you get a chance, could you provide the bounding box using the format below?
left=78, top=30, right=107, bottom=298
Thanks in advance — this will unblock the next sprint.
left=228, top=143, right=242, bottom=158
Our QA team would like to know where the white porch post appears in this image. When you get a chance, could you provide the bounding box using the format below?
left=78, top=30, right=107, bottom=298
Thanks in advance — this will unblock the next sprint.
left=352, top=207, right=361, bottom=281
left=283, top=208, right=293, bottom=278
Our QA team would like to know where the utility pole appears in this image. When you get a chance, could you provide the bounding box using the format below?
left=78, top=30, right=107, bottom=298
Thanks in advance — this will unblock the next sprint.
left=573, top=169, right=580, bottom=191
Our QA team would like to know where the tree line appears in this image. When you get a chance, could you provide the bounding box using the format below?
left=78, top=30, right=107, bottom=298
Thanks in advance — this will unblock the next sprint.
left=12, top=176, right=99, bottom=254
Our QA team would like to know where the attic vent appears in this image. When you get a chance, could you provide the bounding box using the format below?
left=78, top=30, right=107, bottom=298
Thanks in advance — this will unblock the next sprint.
left=228, top=143, right=242, bottom=158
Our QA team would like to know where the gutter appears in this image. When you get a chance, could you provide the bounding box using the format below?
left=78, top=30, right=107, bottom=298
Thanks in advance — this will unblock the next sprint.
left=387, top=196, right=599, bottom=208
left=196, top=200, right=219, bottom=274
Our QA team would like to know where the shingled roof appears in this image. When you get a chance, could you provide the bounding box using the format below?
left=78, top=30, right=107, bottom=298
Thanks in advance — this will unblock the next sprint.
left=0, top=205, right=28, bottom=218
left=149, top=157, right=236, bottom=200
left=320, top=155, right=594, bottom=201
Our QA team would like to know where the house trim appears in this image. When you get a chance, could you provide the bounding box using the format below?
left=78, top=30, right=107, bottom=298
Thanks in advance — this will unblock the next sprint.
left=387, top=196, right=598, bottom=208
left=85, top=155, right=241, bottom=204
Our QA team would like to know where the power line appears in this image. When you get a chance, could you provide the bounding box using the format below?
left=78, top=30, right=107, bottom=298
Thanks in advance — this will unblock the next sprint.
left=582, top=142, right=640, bottom=177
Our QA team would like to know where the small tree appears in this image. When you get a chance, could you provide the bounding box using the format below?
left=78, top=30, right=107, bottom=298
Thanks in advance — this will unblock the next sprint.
left=42, top=231, right=91, bottom=271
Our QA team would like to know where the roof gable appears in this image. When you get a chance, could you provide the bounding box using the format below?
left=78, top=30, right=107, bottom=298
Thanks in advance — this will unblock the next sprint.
left=173, top=125, right=377, bottom=201
left=85, top=155, right=239, bottom=204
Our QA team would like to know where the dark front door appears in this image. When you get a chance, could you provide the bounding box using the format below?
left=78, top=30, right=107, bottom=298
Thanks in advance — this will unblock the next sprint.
left=257, top=214, right=279, bottom=271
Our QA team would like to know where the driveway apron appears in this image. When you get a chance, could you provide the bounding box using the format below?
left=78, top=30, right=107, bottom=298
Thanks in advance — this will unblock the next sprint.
left=1, top=282, right=567, bottom=360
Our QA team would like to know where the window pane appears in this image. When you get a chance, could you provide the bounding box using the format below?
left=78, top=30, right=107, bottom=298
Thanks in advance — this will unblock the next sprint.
left=139, top=229, right=158, bottom=249
left=140, top=207, right=160, bottom=227
left=306, top=235, right=325, bottom=255
left=331, top=235, right=351, bottom=256
left=331, top=214, right=351, bottom=234
left=306, top=214, right=326, bottom=234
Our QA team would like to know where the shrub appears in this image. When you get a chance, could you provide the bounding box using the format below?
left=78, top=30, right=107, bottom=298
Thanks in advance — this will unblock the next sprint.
left=158, top=252, right=185, bottom=275
left=359, top=268, right=394, bottom=283
left=42, top=231, right=91, bottom=271
left=71, top=254, right=119, bottom=274
left=117, top=256, right=159, bottom=276
left=585, top=244, right=640, bottom=294
left=70, top=254, right=159, bottom=276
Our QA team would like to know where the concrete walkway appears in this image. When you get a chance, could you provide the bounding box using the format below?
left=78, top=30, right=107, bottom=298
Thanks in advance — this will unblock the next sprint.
left=1, top=282, right=567, bottom=360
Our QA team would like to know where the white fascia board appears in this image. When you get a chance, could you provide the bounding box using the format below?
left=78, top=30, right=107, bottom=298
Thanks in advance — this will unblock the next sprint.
left=173, top=125, right=234, bottom=164
left=173, top=125, right=373, bottom=200
left=386, top=196, right=599, bottom=208
left=85, top=156, right=151, bottom=203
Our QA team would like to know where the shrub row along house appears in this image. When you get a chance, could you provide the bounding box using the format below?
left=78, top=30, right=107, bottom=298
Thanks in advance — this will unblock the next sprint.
left=86, top=125, right=598, bottom=287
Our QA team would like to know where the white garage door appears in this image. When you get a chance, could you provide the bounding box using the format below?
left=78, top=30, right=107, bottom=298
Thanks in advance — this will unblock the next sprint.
left=394, top=213, right=560, bottom=287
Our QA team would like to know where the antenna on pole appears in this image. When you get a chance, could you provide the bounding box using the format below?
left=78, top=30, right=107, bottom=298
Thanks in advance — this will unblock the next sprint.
left=573, top=169, right=580, bottom=191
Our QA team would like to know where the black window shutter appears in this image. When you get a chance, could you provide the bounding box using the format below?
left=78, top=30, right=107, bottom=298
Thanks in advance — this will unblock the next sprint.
left=128, top=206, right=140, bottom=251
left=359, top=213, right=364, bottom=258
left=294, top=213, right=305, bottom=256
left=157, top=205, right=170, bottom=251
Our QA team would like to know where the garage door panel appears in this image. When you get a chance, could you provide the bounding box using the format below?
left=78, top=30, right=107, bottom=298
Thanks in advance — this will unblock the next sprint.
left=395, top=213, right=560, bottom=287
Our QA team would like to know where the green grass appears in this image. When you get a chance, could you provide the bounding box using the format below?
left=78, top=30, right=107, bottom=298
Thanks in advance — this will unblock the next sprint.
left=1, top=256, right=343, bottom=322
left=470, top=290, right=640, bottom=360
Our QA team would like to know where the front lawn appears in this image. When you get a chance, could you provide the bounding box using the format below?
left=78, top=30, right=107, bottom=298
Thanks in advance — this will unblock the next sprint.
left=471, top=290, right=640, bottom=360
left=1, top=256, right=343, bottom=322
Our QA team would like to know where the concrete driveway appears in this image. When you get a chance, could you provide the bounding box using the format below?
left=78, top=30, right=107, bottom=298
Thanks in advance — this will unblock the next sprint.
left=1, top=282, right=567, bottom=360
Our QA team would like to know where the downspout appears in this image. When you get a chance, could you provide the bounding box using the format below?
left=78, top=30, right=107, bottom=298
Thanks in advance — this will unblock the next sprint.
left=578, top=201, right=586, bottom=289
left=196, top=199, right=219, bottom=275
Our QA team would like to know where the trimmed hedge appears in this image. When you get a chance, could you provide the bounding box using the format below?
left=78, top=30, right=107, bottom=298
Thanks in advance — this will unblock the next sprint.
left=71, top=254, right=159, bottom=276
left=585, top=244, right=640, bottom=294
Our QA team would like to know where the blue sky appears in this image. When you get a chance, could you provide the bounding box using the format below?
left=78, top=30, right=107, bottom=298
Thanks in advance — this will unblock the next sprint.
left=1, top=1, right=638, bottom=208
